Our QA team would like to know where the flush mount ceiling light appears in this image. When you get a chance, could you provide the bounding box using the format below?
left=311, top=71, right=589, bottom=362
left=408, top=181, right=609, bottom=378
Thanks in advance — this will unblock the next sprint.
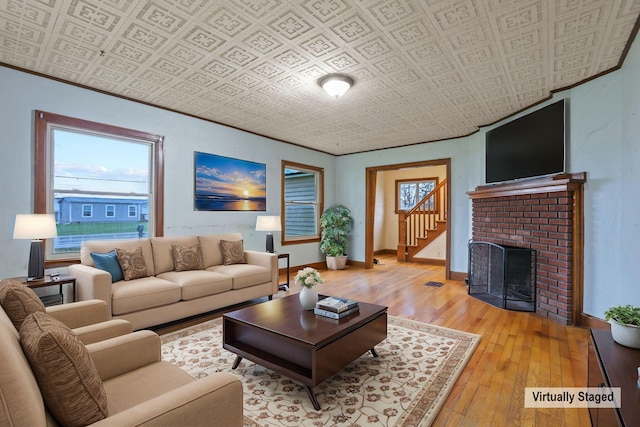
left=318, top=74, right=354, bottom=98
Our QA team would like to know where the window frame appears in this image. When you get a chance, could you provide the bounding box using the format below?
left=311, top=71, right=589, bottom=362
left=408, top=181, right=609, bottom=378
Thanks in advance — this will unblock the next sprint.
left=281, top=160, right=324, bottom=246
left=128, top=205, right=138, bottom=218
left=105, top=204, right=116, bottom=218
left=395, top=177, right=439, bottom=212
left=35, top=110, right=164, bottom=266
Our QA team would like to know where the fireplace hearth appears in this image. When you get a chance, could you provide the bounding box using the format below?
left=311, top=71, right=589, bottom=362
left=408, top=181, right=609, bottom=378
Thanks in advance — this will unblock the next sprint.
left=468, top=241, right=537, bottom=312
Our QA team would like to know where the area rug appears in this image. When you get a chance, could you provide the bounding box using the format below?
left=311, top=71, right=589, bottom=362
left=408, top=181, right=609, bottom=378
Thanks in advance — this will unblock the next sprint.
left=161, top=316, right=480, bottom=426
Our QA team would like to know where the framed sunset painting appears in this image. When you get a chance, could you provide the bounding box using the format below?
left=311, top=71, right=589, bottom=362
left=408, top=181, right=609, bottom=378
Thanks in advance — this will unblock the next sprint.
left=194, top=152, right=266, bottom=211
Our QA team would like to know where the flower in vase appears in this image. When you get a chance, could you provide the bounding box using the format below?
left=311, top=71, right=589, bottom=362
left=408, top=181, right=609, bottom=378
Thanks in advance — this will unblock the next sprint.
left=294, top=267, right=323, bottom=288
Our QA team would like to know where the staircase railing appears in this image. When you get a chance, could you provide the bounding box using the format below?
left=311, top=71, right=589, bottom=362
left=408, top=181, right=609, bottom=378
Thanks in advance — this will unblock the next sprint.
left=397, top=179, right=447, bottom=261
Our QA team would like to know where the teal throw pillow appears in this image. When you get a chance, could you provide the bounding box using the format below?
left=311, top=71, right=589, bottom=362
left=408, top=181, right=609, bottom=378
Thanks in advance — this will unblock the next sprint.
left=90, top=250, right=124, bottom=283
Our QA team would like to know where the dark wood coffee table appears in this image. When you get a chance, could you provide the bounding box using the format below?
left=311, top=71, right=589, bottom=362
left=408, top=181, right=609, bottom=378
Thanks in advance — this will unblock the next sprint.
left=223, top=294, right=387, bottom=410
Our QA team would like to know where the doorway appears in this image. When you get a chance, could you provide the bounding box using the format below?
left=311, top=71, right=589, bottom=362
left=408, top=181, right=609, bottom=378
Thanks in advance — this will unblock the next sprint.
left=365, top=158, right=452, bottom=279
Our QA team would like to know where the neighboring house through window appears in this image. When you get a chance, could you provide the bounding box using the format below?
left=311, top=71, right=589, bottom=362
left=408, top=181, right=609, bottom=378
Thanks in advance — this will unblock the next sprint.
left=35, top=111, right=164, bottom=261
left=281, top=161, right=324, bottom=245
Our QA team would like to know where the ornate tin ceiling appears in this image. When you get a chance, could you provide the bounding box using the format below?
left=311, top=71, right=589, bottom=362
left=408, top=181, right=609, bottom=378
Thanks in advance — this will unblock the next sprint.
left=1, top=0, right=639, bottom=155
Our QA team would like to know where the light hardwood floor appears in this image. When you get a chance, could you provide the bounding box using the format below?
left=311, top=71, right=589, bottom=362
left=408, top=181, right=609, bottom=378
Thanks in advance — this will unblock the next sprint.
left=154, top=254, right=591, bottom=426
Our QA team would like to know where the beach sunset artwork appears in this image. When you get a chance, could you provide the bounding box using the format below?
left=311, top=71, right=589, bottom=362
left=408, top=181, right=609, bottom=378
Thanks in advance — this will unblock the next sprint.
left=194, top=152, right=266, bottom=211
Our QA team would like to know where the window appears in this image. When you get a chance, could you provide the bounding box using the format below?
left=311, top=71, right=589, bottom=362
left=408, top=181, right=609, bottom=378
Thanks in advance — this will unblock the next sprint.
left=281, top=161, right=323, bottom=244
left=35, top=111, right=164, bottom=262
left=396, top=178, right=438, bottom=211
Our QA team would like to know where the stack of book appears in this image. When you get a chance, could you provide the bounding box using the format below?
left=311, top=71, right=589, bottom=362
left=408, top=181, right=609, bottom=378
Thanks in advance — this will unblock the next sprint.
left=314, top=296, right=359, bottom=319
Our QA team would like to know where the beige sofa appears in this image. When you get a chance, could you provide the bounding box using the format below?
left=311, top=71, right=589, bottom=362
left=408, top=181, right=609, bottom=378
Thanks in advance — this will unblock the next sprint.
left=0, top=281, right=243, bottom=426
left=69, top=233, right=278, bottom=330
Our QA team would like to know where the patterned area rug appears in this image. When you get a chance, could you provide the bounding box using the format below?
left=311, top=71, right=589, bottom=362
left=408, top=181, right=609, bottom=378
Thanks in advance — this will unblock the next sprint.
left=161, top=316, right=480, bottom=426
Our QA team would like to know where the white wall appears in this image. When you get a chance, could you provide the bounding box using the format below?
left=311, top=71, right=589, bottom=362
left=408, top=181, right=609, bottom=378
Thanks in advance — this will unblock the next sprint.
left=0, top=67, right=336, bottom=276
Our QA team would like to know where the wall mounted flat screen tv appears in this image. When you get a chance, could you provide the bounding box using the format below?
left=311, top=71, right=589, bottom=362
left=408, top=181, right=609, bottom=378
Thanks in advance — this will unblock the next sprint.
left=485, top=99, right=566, bottom=184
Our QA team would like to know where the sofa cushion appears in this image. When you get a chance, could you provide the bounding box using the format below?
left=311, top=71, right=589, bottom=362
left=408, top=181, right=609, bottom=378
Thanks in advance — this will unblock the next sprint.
left=0, top=279, right=46, bottom=330
left=151, top=236, right=200, bottom=274
left=172, top=244, right=203, bottom=272
left=116, top=247, right=149, bottom=281
left=198, top=233, right=243, bottom=268
left=20, top=311, right=108, bottom=426
left=81, top=238, right=156, bottom=276
left=208, top=264, right=272, bottom=290
left=111, top=277, right=181, bottom=316
left=157, top=271, right=232, bottom=300
left=220, top=239, right=246, bottom=265
left=103, top=361, right=194, bottom=415
left=90, top=250, right=124, bottom=283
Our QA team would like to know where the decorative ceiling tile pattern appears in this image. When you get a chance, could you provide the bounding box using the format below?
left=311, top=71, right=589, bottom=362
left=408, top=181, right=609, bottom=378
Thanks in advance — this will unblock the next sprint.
left=1, top=0, right=639, bottom=155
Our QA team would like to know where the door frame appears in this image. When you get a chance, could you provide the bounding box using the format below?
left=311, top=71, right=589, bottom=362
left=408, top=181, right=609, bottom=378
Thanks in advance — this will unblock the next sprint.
left=365, top=158, right=452, bottom=279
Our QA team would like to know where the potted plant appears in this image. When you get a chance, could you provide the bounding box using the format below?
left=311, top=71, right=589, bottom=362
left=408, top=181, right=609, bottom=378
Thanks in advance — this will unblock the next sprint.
left=604, top=304, right=640, bottom=349
left=320, top=205, right=352, bottom=270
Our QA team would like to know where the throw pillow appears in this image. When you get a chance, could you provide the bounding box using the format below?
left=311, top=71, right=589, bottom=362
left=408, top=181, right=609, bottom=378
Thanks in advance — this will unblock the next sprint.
left=0, top=279, right=45, bottom=330
left=115, top=247, right=148, bottom=281
left=90, top=250, right=124, bottom=283
left=220, top=240, right=246, bottom=265
left=20, top=311, right=108, bottom=426
left=172, top=244, right=203, bottom=272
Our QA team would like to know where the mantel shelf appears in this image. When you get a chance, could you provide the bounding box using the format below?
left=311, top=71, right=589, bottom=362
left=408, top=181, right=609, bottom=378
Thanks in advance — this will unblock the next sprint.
left=467, top=172, right=587, bottom=199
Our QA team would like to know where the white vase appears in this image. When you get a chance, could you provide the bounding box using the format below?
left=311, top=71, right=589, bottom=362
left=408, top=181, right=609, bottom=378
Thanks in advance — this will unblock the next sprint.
left=299, top=286, right=318, bottom=310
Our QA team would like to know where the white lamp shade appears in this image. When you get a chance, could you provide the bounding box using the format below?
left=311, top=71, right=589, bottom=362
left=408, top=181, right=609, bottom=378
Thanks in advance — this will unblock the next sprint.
left=13, top=214, right=58, bottom=240
left=255, top=216, right=281, bottom=232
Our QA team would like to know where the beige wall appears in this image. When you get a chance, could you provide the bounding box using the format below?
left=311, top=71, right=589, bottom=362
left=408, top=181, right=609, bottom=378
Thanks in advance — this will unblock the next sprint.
left=373, top=165, right=447, bottom=257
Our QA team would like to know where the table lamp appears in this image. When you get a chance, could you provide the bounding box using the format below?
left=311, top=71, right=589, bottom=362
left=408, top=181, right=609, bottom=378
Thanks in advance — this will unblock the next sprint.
left=255, top=216, right=281, bottom=253
left=13, top=214, right=58, bottom=281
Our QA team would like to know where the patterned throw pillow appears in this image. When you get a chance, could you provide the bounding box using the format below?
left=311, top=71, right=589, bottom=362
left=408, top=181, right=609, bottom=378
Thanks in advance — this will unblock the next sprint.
left=115, top=247, right=148, bottom=280
left=172, top=244, right=203, bottom=271
left=220, top=240, right=246, bottom=265
left=20, top=311, right=108, bottom=426
left=0, top=279, right=46, bottom=330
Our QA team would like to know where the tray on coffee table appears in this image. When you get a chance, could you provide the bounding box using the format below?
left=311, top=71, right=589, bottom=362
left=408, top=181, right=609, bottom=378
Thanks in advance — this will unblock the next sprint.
left=223, top=294, right=387, bottom=410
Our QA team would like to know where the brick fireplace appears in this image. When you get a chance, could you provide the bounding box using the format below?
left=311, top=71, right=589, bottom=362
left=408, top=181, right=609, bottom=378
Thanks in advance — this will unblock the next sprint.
left=467, top=173, right=586, bottom=325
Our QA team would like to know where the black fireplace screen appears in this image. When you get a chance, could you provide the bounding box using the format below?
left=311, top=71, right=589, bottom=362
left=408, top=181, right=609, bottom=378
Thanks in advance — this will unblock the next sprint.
left=468, top=241, right=536, bottom=312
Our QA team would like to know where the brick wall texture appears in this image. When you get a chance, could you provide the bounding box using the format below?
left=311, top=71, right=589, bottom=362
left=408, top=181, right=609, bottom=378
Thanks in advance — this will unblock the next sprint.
left=471, top=191, right=574, bottom=325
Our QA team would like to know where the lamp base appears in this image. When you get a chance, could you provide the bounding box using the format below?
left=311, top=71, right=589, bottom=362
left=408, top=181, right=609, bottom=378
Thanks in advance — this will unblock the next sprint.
left=27, top=240, right=45, bottom=281
left=265, top=233, right=274, bottom=253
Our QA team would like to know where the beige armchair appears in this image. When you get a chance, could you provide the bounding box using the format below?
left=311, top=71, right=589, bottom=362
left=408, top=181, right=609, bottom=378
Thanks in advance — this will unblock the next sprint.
left=87, top=330, right=243, bottom=426
left=46, top=299, right=133, bottom=344
left=0, top=278, right=243, bottom=426
left=0, top=278, right=132, bottom=344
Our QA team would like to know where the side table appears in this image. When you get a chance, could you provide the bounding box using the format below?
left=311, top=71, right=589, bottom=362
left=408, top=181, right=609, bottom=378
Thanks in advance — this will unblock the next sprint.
left=12, top=274, right=76, bottom=306
left=277, top=253, right=290, bottom=291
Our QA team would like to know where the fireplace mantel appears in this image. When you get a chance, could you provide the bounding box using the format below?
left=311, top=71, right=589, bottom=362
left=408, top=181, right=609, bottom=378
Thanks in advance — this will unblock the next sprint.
left=468, top=172, right=587, bottom=199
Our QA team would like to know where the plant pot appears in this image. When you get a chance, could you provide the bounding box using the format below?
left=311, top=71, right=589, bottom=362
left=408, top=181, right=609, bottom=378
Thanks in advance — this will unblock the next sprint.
left=326, top=255, right=348, bottom=270
left=609, top=319, right=640, bottom=349
left=299, top=286, right=318, bottom=310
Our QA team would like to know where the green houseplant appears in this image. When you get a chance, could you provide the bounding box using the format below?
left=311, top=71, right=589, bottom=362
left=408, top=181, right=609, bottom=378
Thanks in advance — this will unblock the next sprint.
left=320, top=205, right=352, bottom=270
left=604, top=304, right=640, bottom=349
